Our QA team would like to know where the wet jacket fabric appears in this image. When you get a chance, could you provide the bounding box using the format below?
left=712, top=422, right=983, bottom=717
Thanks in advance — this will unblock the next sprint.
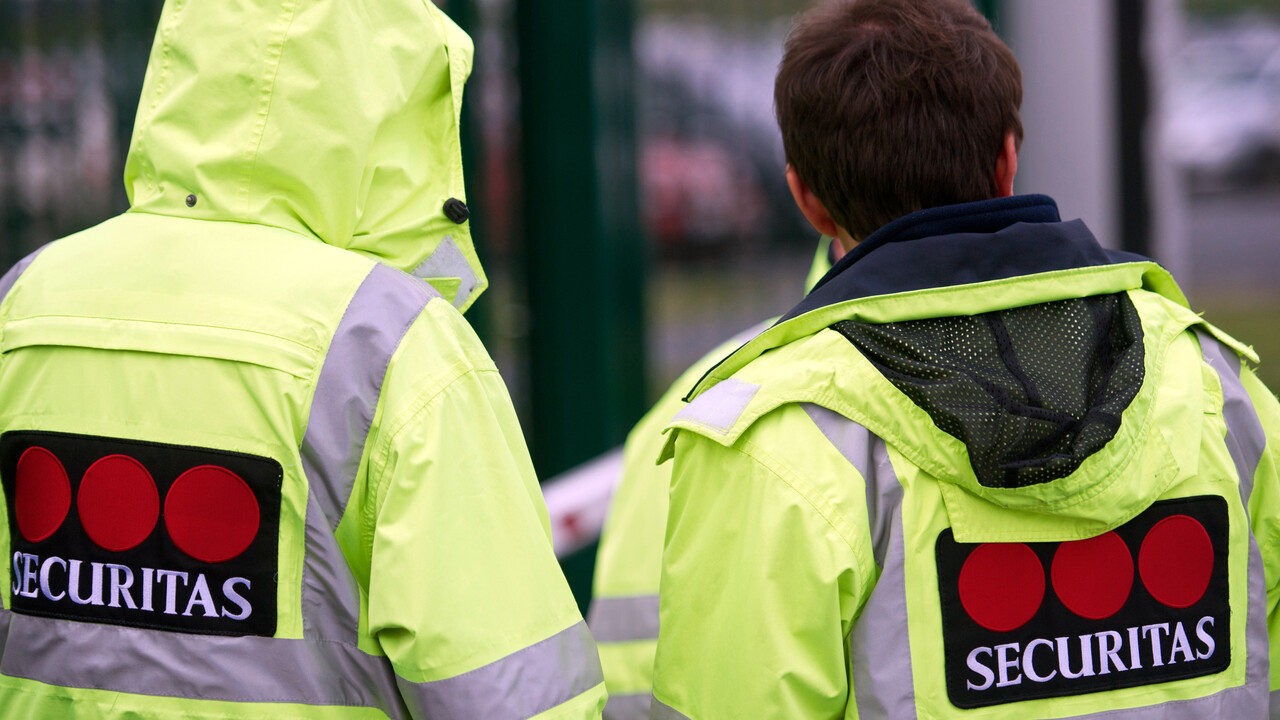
left=589, top=238, right=831, bottom=719
left=0, top=1, right=604, bottom=717
left=649, top=195, right=1280, bottom=719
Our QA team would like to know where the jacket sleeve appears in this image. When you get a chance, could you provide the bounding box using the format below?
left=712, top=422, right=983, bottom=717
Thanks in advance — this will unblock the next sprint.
left=1239, top=366, right=1280, bottom=716
left=650, top=424, right=863, bottom=719
left=362, top=306, right=606, bottom=719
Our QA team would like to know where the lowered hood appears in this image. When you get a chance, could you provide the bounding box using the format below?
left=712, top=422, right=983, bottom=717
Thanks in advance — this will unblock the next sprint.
left=668, top=196, right=1255, bottom=540
left=123, top=0, right=486, bottom=310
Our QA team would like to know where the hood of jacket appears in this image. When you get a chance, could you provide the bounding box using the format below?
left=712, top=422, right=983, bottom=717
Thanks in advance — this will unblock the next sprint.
left=123, top=0, right=486, bottom=310
left=667, top=195, right=1256, bottom=540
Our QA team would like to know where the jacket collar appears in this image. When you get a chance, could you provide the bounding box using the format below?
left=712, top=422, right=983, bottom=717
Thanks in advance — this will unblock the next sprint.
left=782, top=194, right=1147, bottom=322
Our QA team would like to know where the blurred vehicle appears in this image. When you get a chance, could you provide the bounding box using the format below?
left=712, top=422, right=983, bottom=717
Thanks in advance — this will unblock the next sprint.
left=1164, top=23, right=1280, bottom=192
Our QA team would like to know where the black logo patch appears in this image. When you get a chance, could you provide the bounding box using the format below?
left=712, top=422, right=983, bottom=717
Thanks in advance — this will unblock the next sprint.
left=2, top=431, right=281, bottom=637
left=936, top=496, right=1230, bottom=708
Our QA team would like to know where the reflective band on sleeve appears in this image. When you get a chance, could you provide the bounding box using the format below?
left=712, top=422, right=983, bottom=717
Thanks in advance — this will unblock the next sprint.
left=302, top=263, right=438, bottom=533
left=1198, top=331, right=1268, bottom=503
left=0, top=608, right=409, bottom=718
left=397, top=620, right=603, bottom=720
left=674, top=378, right=760, bottom=433
left=604, top=692, right=651, bottom=720
left=1271, top=689, right=1280, bottom=719
left=0, top=245, right=49, bottom=306
left=300, top=492, right=362, bottom=644
left=648, top=697, right=693, bottom=720
left=587, top=594, right=660, bottom=643
left=803, top=404, right=897, bottom=568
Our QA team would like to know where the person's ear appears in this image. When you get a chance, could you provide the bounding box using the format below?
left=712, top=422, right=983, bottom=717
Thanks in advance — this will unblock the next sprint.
left=786, top=166, right=841, bottom=238
left=995, top=131, right=1018, bottom=198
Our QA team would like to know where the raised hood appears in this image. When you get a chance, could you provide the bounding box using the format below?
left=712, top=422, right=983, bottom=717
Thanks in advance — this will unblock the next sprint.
left=123, top=0, right=487, bottom=310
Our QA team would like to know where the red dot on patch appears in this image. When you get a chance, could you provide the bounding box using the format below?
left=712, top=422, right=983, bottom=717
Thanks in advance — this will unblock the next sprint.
left=1139, top=514, right=1213, bottom=609
left=164, top=465, right=259, bottom=563
left=959, top=543, right=1045, bottom=632
left=1051, top=531, right=1133, bottom=620
left=15, top=446, right=72, bottom=543
left=77, top=454, right=160, bottom=551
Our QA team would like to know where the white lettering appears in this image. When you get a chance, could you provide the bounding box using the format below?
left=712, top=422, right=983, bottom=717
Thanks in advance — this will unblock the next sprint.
left=1195, top=616, right=1216, bottom=660
left=67, top=560, right=104, bottom=606
left=221, top=578, right=252, bottom=621
left=141, top=567, right=154, bottom=612
left=1127, top=626, right=1143, bottom=670
left=1169, top=621, right=1195, bottom=664
left=20, top=553, right=38, bottom=598
left=1095, top=630, right=1127, bottom=674
left=182, top=574, right=219, bottom=618
left=39, top=556, right=66, bottom=602
left=995, top=643, right=1022, bottom=687
left=1056, top=635, right=1096, bottom=678
left=106, top=564, right=137, bottom=609
left=966, top=647, right=995, bottom=691
left=1142, top=623, right=1170, bottom=667
left=1023, top=638, right=1058, bottom=683
left=156, top=570, right=188, bottom=615
left=11, top=552, right=21, bottom=595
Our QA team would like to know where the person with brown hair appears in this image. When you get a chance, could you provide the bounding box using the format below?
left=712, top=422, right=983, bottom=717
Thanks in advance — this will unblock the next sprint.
left=649, top=0, right=1280, bottom=717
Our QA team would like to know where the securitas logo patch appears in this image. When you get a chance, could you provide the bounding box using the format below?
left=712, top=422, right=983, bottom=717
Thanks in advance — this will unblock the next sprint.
left=936, top=496, right=1229, bottom=708
left=2, top=431, right=281, bottom=637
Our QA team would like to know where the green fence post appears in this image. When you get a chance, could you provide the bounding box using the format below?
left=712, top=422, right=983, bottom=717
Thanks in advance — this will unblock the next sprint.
left=516, top=0, right=646, bottom=612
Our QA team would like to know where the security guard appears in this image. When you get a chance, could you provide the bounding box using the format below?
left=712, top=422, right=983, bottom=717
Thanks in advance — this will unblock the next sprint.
left=0, top=0, right=605, bottom=717
left=589, top=238, right=832, bottom=718
left=650, top=0, right=1280, bottom=718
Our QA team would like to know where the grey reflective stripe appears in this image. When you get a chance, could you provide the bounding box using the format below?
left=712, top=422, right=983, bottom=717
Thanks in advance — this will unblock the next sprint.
left=411, top=236, right=479, bottom=309
left=0, top=245, right=49, bottom=306
left=803, top=404, right=896, bottom=568
left=1272, top=689, right=1280, bottom=720
left=300, top=491, right=362, bottom=643
left=398, top=620, right=603, bottom=720
left=298, top=263, right=437, bottom=646
left=301, top=262, right=438, bottom=533
left=648, top=697, right=692, bottom=720
left=1199, top=331, right=1268, bottom=501
left=0, top=608, right=409, bottom=717
left=587, top=594, right=660, bottom=643
left=802, top=403, right=915, bottom=718
left=674, top=378, right=760, bottom=432
left=604, top=692, right=651, bottom=720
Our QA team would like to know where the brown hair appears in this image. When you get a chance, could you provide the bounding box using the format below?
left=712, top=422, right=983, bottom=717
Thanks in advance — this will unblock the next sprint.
left=775, top=0, right=1022, bottom=240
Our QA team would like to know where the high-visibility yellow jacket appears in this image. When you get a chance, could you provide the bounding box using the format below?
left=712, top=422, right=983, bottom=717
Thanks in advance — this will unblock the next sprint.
left=651, top=195, right=1280, bottom=719
left=589, top=238, right=831, bottom=719
left=0, top=1, right=604, bottom=717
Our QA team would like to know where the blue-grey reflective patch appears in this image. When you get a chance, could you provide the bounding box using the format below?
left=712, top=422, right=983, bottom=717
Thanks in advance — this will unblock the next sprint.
left=674, top=378, right=760, bottom=433
left=412, top=236, right=478, bottom=310
left=0, top=245, right=49, bottom=306
left=301, top=262, right=436, bottom=533
left=588, top=594, right=660, bottom=643
left=1198, top=331, right=1268, bottom=503
left=0, top=608, right=409, bottom=717
left=398, top=620, right=603, bottom=720
left=604, top=692, right=651, bottom=720
left=648, top=697, right=693, bottom=720
left=850, top=508, right=915, bottom=719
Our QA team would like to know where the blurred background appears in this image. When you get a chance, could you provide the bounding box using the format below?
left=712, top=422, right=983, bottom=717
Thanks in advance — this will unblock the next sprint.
left=3, top=0, right=1280, bottom=609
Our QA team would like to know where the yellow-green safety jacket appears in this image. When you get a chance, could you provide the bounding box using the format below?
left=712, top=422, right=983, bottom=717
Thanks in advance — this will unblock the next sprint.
left=651, top=195, right=1280, bottom=719
left=589, top=237, right=832, bottom=719
left=0, top=1, right=605, bottom=717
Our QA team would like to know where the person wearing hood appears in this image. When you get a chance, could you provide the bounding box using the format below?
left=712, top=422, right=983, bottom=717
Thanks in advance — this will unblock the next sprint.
left=649, top=0, right=1280, bottom=718
left=0, top=1, right=605, bottom=718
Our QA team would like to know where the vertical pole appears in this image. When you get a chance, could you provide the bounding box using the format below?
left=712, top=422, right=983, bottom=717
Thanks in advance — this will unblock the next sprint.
left=516, top=0, right=644, bottom=611
left=1115, top=0, right=1152, bottom=257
